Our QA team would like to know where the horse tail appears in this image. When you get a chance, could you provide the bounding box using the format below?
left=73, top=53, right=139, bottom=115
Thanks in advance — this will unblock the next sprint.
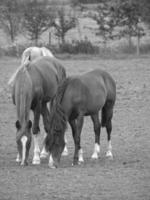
left=8, top=55, right=30, bottom=87
left=101, top=101, right=114, bottom=127
left=15, top=67, right=32, bottom=132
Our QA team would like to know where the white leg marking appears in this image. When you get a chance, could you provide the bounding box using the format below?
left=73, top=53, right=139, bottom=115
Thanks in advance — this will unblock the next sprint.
left=91, top=143, right=100, bottom=159
left=40, top=132, right=48, bottom=158
left=48, top=154, right=56, bottom=169
left=40, top=146, right=49, bottom=158
left=62, top=136, right=69, bottom=156
left=32, top=134, right=41, bottom=165
left=21, top=136, right=27, bottom=165
left=106, top=141, right=113, bottom=159
left=16, top=153, right=21, bottom=163
left=78, top=148, right=84, bottom=163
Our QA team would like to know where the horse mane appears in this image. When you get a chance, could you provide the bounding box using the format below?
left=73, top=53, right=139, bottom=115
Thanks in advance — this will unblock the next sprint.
left=50, top=78, right=70, bottom=134
left=52, top=61, right=66, bottom=84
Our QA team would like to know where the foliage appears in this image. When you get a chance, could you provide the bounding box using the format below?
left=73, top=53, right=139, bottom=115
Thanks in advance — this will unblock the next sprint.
left=113, top=0, right=145, bottom=44
left=56, top=39, right=99, bottom=54
left=23, top=0, right=54, bottom=45
left=0, top=0, right=22, bottom=43
left=53, top=6, right=76, bottom=45
left=138, top=0, right=150, bottom=26
left=71, top=0, right=103, bottom=4
left=89, top=1, right=117, bottom=50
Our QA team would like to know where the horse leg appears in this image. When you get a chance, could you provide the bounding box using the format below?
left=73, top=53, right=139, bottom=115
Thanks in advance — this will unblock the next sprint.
left=40, top=103, right=50, bottom=158
left=106, top=119, right=113, bottom=159
left=62, top=135, right=69, bottom=156
left=91, top=113, right=101, bottom=159
left=16, top=153, right=21, bottom=163
left=40, top=103, right=50, bottom=159
left=69, top=119, right=84, bottom=163
left=32, top=105, right=41, bottom=165
left=71, top=115, right=84, bottom=165
left=102, top=104, right=113, bottom=159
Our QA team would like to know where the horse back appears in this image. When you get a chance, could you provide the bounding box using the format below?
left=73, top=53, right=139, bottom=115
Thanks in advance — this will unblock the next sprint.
left=62, top=72, right=108, bottom=116
left=28, top=57, right=65, bottom=103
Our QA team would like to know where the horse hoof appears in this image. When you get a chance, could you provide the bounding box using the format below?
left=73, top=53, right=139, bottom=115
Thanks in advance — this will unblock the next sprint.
left=62, top=149, right=68, bottom=156
left=16, top=158, right=21, bottom=163
left=20, top=161, right=28, bottom=166
left=48, top=163, right=56, bottom=169
left=78, top=161, right=84, bottom=165
left=106, top=151, right=113, bottom=160
left=78, top=158, right=84, bottom=163
left=32, top=159, right=40, bottom=165
left=72, top=159, right=79, bottom=166
left=91, top=153, right=99, bottom=160
left=40, top=153, right=48, bottom=159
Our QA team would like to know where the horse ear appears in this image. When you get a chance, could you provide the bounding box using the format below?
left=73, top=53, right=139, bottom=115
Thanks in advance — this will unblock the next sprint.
left=28, top=120, right=32, bottom=129
left=15, top=120, right=21, bottom=129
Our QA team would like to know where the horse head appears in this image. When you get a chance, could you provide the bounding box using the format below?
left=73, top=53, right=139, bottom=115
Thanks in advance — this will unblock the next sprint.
left=45, top=105, right=66, bottom=168
left=45, top=80, right=69, bottom=168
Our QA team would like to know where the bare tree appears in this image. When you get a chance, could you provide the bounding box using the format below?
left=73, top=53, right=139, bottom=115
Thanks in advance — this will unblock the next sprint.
left=0, top=0, right=22, bottom=43
left=53, top=6, right=76, bottom=45
left=114, top=0, right=145, bottom=55
left=23, top=0, right=54, bottom=45
left=89, top=2, right=117, bottom=52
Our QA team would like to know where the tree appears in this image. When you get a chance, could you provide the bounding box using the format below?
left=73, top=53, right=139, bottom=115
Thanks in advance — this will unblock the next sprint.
left=89, top=2, right=117, bottom=52
left=114, top=0, right=145, bottom=55
left=0, top=0, right=22, bottom=43
left=137, top=0, right=150, bottom=26
left=53, top=6, right=76, bottom=45
left=23, top=0, right=54, bottom=45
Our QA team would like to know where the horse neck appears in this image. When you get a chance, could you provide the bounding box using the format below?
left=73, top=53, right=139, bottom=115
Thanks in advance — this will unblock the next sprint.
left=50, top=78, right=70, bottom=133
left=53, top=62, right=66, bottom=84
left=55, top=78, right=69, bottom=105
left=16, top=69, right=32, bottom=126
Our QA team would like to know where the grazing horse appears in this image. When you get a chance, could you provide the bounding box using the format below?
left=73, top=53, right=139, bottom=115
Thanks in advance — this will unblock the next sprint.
left=12, top=56, right=66, bottom=165
left=8, top=46, right=54, bottom=87
left=45, top=69, right=116, bottom=168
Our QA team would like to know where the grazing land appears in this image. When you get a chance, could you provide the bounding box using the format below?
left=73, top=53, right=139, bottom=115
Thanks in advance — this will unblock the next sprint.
left=0, top=56, right=150, bottom=200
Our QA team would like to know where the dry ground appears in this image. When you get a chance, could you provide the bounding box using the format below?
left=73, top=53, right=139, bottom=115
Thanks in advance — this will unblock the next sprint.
left=0, top=56, right=150, bottom=200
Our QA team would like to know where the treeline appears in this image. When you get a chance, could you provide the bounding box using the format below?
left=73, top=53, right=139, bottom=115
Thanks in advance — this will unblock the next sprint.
left=0, top=0, right=150, bottom=55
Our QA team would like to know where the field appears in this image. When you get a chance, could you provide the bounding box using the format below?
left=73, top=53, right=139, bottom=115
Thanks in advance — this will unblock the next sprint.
left=0, top=56, right=150, bottom=200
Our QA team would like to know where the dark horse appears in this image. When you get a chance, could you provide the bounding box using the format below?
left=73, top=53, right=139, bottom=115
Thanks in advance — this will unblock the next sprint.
left=45, top=69, right=116, bottom=168
left=12, top=56, right=66, bottom=165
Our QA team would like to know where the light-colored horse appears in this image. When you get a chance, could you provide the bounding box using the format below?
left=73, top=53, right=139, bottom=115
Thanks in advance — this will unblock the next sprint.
left=8, top=47, right=54, bottom=87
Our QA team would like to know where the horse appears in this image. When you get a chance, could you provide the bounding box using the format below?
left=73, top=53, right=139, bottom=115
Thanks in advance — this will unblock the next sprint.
left=8, top=46, right=54, bottom=87
left=12, top=56, right=66, bottom=165
left=45, top=69, right=116, bottom=168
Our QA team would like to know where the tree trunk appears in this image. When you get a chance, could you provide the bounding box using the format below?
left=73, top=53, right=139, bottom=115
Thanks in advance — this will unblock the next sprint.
left=35, top=32, right=39, bottom=46
left=128, top=35, right=132, bottom=49
left=10, top=18, right=15, bottom=43
left=49, top=31, right=51, bottom=46
left=77, top=19, right=82, bottom=41
left=61, top=34, right=65, bottom=45
left=136, top=35, right=140, bottom=56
